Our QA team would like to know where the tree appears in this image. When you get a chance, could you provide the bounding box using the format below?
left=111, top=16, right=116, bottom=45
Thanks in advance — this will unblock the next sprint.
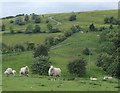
left=47, top=23, right=53, bottom=32
left=34, top=16, right=41, bottom=23
left=10, top=25, right=14, bottom=34
left=1, top=24, right=5, bottom=31
left=31, top=56, right=51, bottom=75
left=9, top=20, right=14, bottom=23
left=67, top=58, right=86, bottom=77
left=15, top=17, right=24, bottom=25
left=82, top=48, right=92, bottom=55
left=33, top=44, right=49, bottom=58
left=89, top=24, right=96, bottom=31
left=69, top=14, right=77, bottom=21
left=33, top=25, right=41, bottom=33
left=24, top=14, right=29, bottom=22
left=25, top=24, right=33, bottom=34
left=109, top=24, right=113, bottom=29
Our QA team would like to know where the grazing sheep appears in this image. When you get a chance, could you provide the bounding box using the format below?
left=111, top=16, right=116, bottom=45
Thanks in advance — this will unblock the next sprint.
left=12, top=70, right=16, bottom=76
left=103, top=76, right=113, bottom=80
left=20, top=66, right=29, bottom=77
left=4, top=68, right=16, bottom=76
left=48, top=66, right=61, bottom=80
left=90, top=77, right=98, bottom=81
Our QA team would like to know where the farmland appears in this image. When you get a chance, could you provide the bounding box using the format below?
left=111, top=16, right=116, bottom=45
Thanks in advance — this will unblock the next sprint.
left=1, top=9, right=119, bottom=91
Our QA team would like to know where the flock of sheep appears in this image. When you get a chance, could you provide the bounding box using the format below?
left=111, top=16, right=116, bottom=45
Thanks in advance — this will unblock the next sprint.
left=4, top=65, right=113, bottom=81
left=4, top=65, right=61, bottom=78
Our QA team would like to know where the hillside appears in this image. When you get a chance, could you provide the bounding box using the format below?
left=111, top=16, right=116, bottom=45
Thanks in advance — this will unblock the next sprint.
left=1, top=10, right=119, bottom=91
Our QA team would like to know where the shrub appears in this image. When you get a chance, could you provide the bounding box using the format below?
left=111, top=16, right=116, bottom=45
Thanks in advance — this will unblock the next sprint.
left=14, top=44, right=25, bottom=52
left=10, top=25, right=14, bottom=34
left=15, top=17, right=25, bottom=25
left=25, top=24, right=33, bottom=34
left=69, top=14, right=77, bottom=21
left=26, top=42, right=35, bottom=50
left=82, top=48, right=92, bottom=55
left=89, top=24, right=96, bottom=31
left=31, top=56, right=51, bottom=75
left=51, top=27, right=61, bottom=33
left=67, top=58, right=86, bottom=77
left=33, top=25, right=41, bottom=33
left=109, top=24, right=113, bottom=29
left=24, top=14, right=29, bottom=22
left=33, top=44, right=49, bottom=58
left=34, top=15, right=41, bottom=23
left=1, top=24, right=5, bottom=31
left=64, top=30, right=73, bottom=37
left=10, top=20, right=14, bottom=23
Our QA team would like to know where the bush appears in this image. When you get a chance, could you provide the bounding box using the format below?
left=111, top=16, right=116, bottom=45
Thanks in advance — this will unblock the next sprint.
left=69, top=14, right=77, bottom=21
left=31, top=56, right=51, bottom=75
left=82, top=48, right=92, bottom=55
left=51, top=27, right=61, bottom=33
left=14, top=44, right=25, bottom=52
left=25, top=24, right=33, bottom=34
left=67, top=58, right=86, bottom=77
left=33, top=44, right=49, bottom=58
left=26, top=42, right=35, bottom=50
left=10, top=20, right=14, bottom=23
left=89, top=24, right=96, bottom=31
left=1, top=24, right=5, bottom=31
left=33, top=25, right=41, bottom=33
left=15, top=17, right=25, bottom=25
left=34, top=16, right=41, bottom=23
left=64, top=30, right=73, bottom=37
left=24, top=14, right=29, bottom=22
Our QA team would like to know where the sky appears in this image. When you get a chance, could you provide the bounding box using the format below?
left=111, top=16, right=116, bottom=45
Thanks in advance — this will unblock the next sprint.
left=0, top=0, right=119, bottom=18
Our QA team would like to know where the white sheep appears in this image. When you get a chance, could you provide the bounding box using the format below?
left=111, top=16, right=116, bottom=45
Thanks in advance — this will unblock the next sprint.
left=4, top=68, right=16, bottom=76
left=90, top=77, right=98, bottom=81
left=19, top=66, right=29, bottom=77
left=103, top=76, right=113, bottom=80
left=48, top=66, right=61, bottom=80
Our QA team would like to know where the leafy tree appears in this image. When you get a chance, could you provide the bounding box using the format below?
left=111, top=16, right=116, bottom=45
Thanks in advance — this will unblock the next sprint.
left=10, top=25, right=14, bottom=34
left=24, top=14, right=29, bottom=22
left=33, top=44, right=49, bottom=58
left=1, top=24, right=5, bottom=31
left=34, top=16, right=41, bottom=23
left=89, top=24, right=96, bottom=31
left=67, top=58, right=86, bottom=77
left=15, top=17, right=24, bottom=25
left=25, top=24, right=33, bottom=34
left=69, top=14, right=77, bottom=21
left=82, top=48, right=92, bottom=55
left=31, top=56, right=51, bottom=75
left=33, top=25, right=41, bottom=33
left=47, top=23, right=53, bottom=32
left=109, top=24, right=113, bottom=29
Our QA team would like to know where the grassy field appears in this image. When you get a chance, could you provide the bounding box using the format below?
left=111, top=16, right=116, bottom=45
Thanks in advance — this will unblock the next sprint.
left=2, top=10, right=119, bottom=91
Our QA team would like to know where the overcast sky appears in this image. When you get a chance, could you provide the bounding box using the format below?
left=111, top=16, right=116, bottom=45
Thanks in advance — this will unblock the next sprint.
left=0, top=0, right=119, bottom=18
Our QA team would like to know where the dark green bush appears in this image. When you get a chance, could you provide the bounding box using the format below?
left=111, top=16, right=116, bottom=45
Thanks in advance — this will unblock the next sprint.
left=67, top=58, right=86, bottom=77
left=31, top=56, right=51, bottom=75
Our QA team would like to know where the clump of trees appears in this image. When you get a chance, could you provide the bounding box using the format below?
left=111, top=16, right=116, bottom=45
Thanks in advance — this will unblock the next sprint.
left=15, top=17, right=25, bottom=25
left=88, top=23, right=96, bottom=31
left=32, top=44, right=51, bottom=75
left=96, top=29, right=120, bottom=78
left=67, top=58, right=86, bottom=77
left=104, top=16, right=120, bottom=25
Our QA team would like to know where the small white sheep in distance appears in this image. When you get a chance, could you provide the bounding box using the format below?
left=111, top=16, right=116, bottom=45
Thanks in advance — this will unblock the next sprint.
left=90, top=77, right=98, bottom=81
left=48, top=66, right=61, bottom=78
left=4, top=68, right=16, bottom=77
left=20, top=66, right=29, bottom=77
left=103, top=76, right=113, bottom=80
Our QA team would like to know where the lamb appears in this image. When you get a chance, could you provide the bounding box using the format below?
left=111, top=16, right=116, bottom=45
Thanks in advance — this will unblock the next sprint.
left=90, top=77, right=98, bottom=81
left=48, top=66, right=61, bottom=80
left=4, top=68, right=16, bottom=77
left=19, top=66, right=29, bottom=77
left=103, top=76, right=113, bottom=80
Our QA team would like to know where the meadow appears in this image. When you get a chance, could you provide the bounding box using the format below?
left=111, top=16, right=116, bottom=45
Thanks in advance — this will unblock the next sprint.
left=1, top=9, right=119, bottom=91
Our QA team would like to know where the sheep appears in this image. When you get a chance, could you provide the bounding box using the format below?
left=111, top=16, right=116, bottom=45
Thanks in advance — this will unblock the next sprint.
left=12, top=70, right=16, bottom=76
left=4, top=68, right=16, bottom=77
left=90, top=77, right=98, bottom=81
left=48, top=66, right=61, bottom=80
left=103, top=76, right=113, bottom=80
left=19, top=66, right=29, bottom=77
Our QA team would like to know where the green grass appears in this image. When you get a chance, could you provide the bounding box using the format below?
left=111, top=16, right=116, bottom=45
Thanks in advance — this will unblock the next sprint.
left=2, top=33, right=62, bottom=45
left=2, top=10, right=119, bottom=91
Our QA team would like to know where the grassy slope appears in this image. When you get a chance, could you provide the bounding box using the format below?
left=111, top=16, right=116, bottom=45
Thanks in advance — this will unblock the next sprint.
left=2, top=10, right=119, bottom=91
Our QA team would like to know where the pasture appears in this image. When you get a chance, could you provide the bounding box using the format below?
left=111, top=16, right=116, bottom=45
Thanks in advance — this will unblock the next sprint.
left=2, top=10, right=119, bottom=91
